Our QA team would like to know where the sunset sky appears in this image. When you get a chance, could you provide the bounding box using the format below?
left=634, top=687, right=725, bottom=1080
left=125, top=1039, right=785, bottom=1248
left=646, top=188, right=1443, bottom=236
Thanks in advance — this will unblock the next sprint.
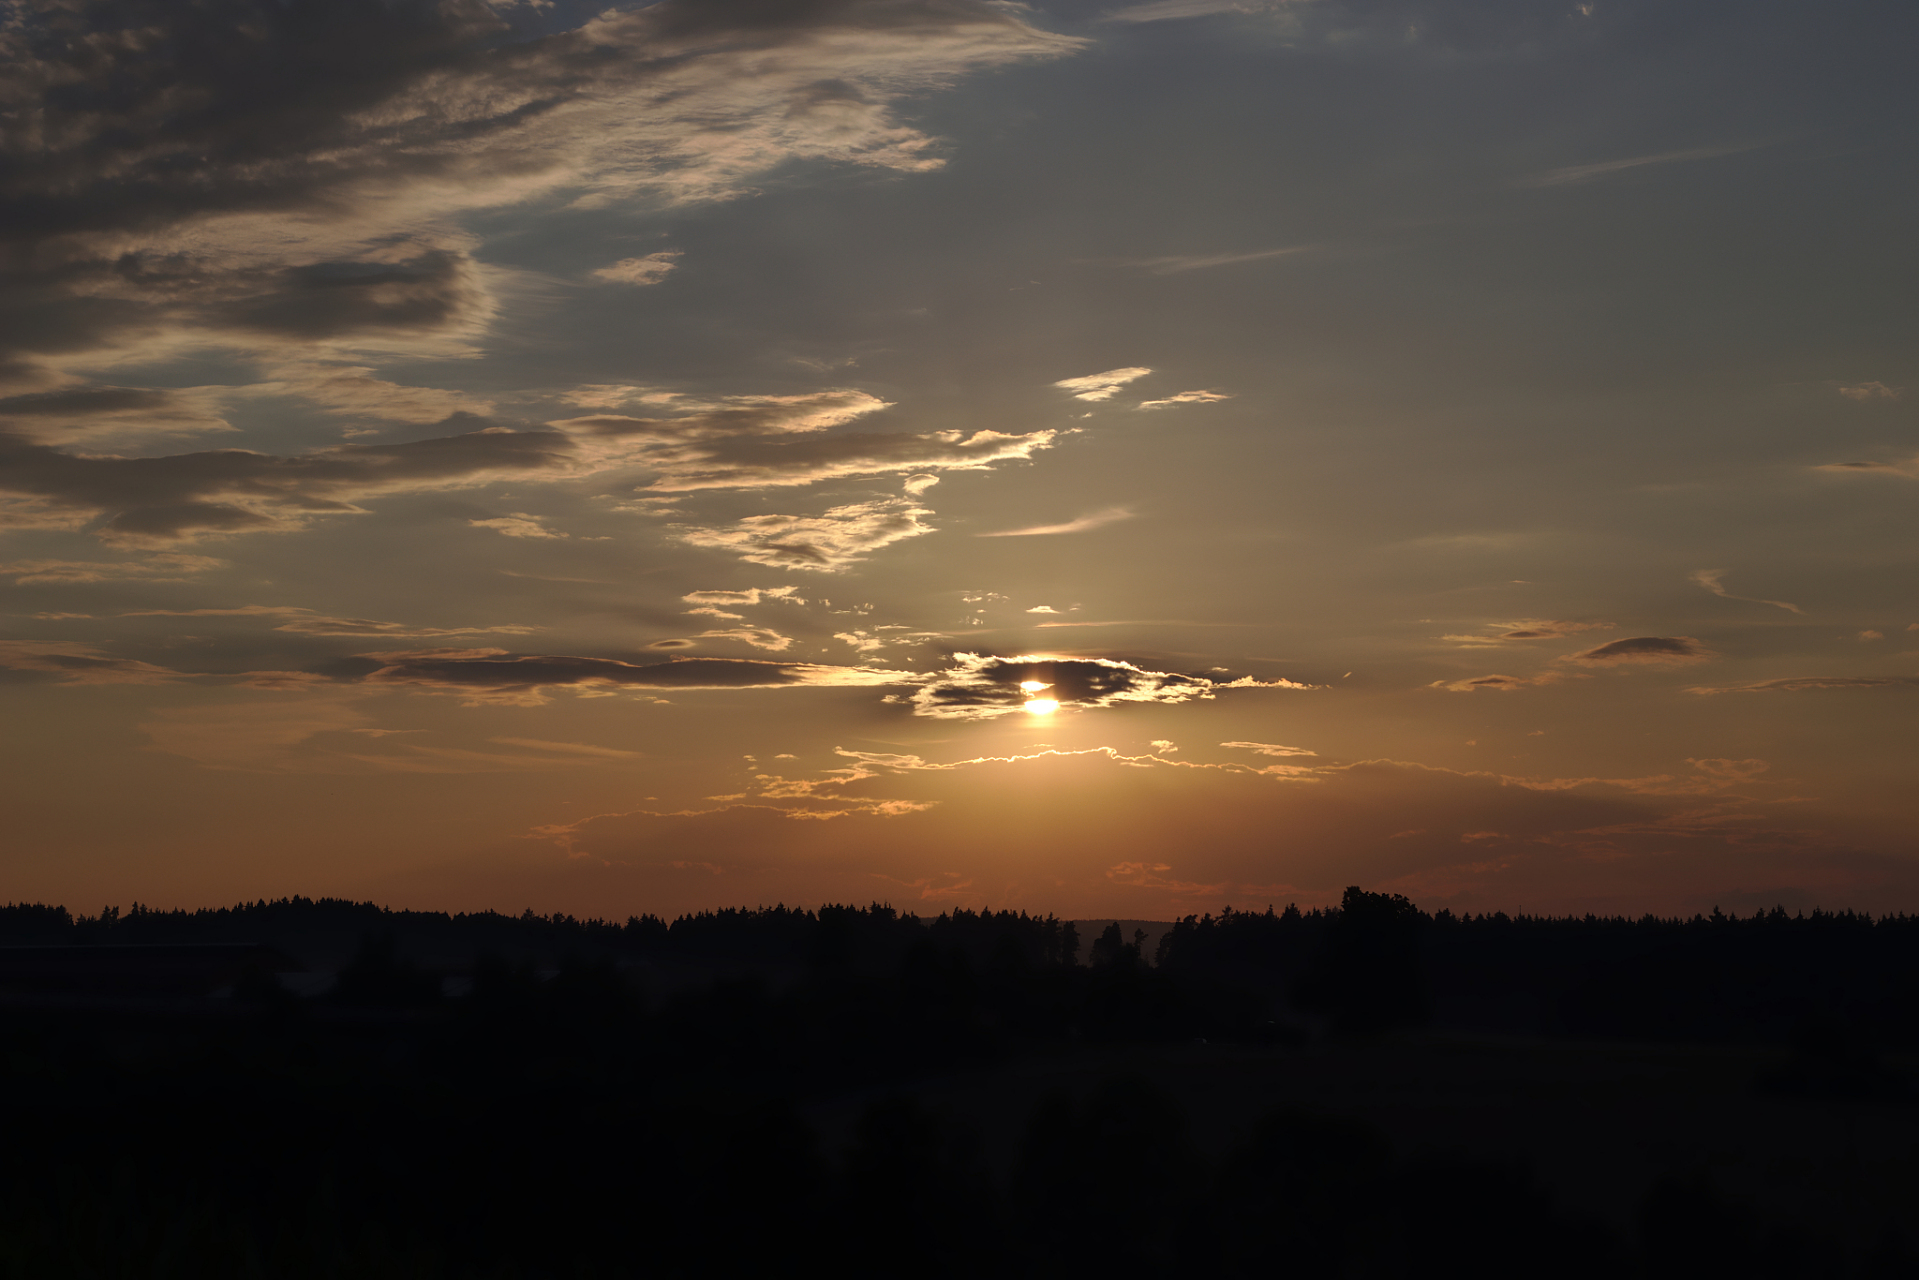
left=2, top=0, right=1915, bottom=920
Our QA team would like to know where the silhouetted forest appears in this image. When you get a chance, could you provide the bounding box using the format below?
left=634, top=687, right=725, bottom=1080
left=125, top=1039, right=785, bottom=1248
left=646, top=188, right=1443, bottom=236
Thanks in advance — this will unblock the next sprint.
left=2, top=888, right=1915, bottom=1276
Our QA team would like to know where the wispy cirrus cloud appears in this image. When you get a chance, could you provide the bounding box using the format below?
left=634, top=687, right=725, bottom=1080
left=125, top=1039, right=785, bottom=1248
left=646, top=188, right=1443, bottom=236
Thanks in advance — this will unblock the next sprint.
left=1687, top=675, right=1919, bottom=695
left=1691, top=570, right=1802, bottom=615
left=1138, top=390, right=1232, bottom=409
left=978, top=506, right=1134, bottom=538
left=1441, top=619, right=1614, bottom=646
left=0, top=640, right=181, bottom=685
left=120, top=605, right=538, bottom=639
left=1121, top=247, right=1308, bottom=273
left=1102, top=0, right=1267, bottom=22
left=0, top=553, right=226, bottom=585
left=1521, top=142, right=1765, bottom=188
left=1221, top=741, right=1318, bottom=757
left=360, top=648, right=908, bottom=706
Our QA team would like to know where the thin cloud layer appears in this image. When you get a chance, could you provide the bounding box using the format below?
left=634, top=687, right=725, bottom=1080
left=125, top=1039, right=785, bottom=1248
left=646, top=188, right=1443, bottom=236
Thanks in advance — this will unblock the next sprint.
left=978, top=507, right=1134, bottom=538
left=361, top=648, right=906, bottom=705
left=121, top=605, right=538, bottom=639
left=1688, top=676, right=1919, bottom=695
left=0, top=422, right=579, bottom=545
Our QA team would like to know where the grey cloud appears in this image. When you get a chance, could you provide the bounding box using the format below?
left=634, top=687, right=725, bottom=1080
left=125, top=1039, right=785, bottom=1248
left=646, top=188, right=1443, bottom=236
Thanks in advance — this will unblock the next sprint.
left=360, top=648, right=905, bottom=704
left=0, top=0, right=1079, bottom=388
left=1442, top=619, right=1614, bottom=645
left=896, top=652, right=1305, bottom=720
left=0, top=386, right=233, bottom=444
left=1102, top=0, right=1268, bottom=24
left=1688, top=676, right=1919, bottom=695
left=1434, top=673, right=1543, bottom=692
left=0, top=421, right=579, bottom=545
left=0, top=639, right=180, bottom=685
left=0, top=552, right=225, bottom=584
left=1565, top=636, right=1713, bottom=666
left=121, top=605, right=538, bottom=639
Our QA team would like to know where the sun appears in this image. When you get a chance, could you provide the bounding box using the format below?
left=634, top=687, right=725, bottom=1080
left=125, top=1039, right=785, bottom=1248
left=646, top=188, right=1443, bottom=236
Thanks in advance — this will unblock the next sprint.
left=1023, top=698, right=1060, bottom=715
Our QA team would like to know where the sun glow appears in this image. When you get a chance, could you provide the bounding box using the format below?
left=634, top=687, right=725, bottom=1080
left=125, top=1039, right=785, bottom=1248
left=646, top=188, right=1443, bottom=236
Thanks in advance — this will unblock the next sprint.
left=1023, top=698, right=1060, bottom=715
left=1019, top=680, right=1050, bottom=693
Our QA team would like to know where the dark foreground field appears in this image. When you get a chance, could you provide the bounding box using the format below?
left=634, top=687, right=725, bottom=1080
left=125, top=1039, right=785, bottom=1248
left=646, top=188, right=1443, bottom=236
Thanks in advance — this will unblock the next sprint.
left=3, top=890, right=1916, bottom=1278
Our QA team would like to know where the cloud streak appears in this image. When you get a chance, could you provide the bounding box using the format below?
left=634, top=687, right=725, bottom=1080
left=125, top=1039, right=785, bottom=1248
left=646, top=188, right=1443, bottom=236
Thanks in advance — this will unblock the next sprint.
left=1691, top=570, right=1802, bottom=615
left=978, top=507, right=1134, bottom=538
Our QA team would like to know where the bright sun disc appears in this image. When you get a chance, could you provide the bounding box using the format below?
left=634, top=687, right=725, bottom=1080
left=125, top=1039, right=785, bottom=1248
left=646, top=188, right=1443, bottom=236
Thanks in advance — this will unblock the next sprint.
left=1019, top=680, right=1050, bottom=693
left=1023, top=698, right=1060, bottom=715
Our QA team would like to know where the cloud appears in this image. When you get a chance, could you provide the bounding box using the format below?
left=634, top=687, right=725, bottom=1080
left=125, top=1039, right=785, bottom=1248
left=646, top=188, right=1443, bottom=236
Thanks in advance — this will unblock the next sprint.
left=1687, top=676, right=1919, bottom=695
left=1521, top=143, right=1765, bottom=187
left=1138, top=390, right=1232, bottom=409
left=1434, top=673, right=1553, bottom=692
left=978, top=506, right=1134, bottom=538
left=1819, top=457, right=1919, bottom=479
left=682, top=586, right=802, bottom=607
left=1221, top=741, right=1318, bottom=757
left=1121, top=247, right=1307, bottom=273
left=1838, top=382, right=1901, bottom=401
left=551, top=390, right=1056, bottom=491
left=0, top=0, right=1083, bottom=539
left=1691, top=570, right=1802, bottom=615
left=0, top=0, right=1081, bottom=391
left=469, top=513, right=565, bottom=539
left=676, top=627, right=796, bottom=652
left=895, top=652, right=1309, bottom=720
left=0, top=640, right=182, bottom=686
left=0, top=385, right=235, bottom=445
left=1441, top=619, right=1615, bottom=646
left=1103, top=0, right=1265, bottom=22
left=590, top=253, right=683, bottom=286
left=1052, top=368, right=1152, bottom=401
left=0, top=553, right=225, bottom=584
left=676, top=497, right=934, bottom=572
left=1563, top=636, right=1714, bottom=666
left=360, top=648, right=905, bottom=705
left=0, top=421, right=581, bottom=545
left=120, top=605, right=538, bottom=639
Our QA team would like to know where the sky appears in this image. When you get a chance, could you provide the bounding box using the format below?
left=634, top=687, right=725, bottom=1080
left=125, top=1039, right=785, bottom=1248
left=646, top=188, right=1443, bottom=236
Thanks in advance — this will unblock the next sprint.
left=1, top=0, right=1915, bottom=921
